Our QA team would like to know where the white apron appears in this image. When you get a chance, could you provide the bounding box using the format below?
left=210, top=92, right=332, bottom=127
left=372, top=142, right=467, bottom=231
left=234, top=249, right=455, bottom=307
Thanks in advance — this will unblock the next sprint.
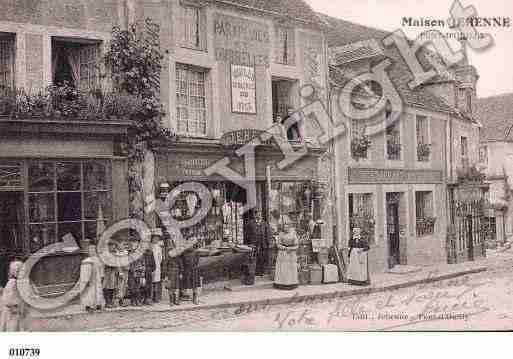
left=347, top=248, right=369, bottom=284
left=274, top=249, right=299, bottom=286
left=80, top=257, right=105, bottom=309
left=0, top=278, right=24, bottom=331
left=152, top=243, right=163, bottom=283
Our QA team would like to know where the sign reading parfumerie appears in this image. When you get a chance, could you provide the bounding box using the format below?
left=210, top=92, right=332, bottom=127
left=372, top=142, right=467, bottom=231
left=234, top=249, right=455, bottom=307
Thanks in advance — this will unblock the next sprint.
left=214, top=12, right=270, bottom=66
left=231, top=64, right=256, bottom=114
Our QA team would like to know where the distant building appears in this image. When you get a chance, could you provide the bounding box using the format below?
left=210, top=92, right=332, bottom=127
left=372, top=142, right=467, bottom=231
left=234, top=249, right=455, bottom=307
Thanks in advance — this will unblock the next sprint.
left=320, top=15, right=485, bottom=271
left=475, top=93, right=513, bottom=247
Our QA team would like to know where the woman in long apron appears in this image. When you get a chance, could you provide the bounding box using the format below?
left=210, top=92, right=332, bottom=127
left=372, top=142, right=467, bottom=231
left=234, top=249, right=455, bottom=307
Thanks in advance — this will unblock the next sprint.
left=346, top=227, right=370, bottom=286
left=273, top=221, right=299, bottom=290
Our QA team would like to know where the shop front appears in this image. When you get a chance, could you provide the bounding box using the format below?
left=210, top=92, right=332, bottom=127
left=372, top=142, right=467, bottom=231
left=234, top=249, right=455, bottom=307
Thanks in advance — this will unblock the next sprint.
left=0, top=119, right=129, bottom=294
left=154, top=132, right=329, bottom=285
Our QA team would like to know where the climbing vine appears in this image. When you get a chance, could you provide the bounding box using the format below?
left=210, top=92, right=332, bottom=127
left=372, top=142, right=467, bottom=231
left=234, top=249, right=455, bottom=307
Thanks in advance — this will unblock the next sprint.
left=103, top=18, right=175, bottom=220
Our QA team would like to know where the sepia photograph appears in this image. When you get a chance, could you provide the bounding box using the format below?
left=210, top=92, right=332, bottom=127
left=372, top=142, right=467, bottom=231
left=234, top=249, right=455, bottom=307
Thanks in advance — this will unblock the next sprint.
left=0, top=0, right=512, bottom=356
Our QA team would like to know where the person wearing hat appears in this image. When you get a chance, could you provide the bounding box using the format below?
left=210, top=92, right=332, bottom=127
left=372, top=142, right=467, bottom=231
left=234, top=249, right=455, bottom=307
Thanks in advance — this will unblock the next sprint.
left=151, top=228, right=164, bottom=303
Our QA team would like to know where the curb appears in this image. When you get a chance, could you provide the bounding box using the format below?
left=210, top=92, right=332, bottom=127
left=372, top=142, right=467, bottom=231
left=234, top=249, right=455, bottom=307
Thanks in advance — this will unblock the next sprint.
left=37, top=265, right=487, bottom=320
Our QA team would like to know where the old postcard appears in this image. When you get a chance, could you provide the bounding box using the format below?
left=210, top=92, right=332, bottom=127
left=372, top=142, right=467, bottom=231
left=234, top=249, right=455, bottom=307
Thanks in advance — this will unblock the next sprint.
left=1, top=0, right=513, bottom=349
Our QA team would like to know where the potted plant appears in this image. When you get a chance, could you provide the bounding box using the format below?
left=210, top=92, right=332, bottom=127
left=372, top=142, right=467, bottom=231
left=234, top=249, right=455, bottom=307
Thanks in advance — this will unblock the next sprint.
left=417, top=143, right=431, bottom=161
left=351, top=134, right=372, bottom=160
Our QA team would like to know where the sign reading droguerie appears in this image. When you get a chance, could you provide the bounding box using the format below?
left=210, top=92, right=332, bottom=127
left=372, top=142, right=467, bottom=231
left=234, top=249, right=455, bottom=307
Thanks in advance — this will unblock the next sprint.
left=214, top=13, right=270, bottom=66
left=220, top=129, right=264, bottom=146
left=231, top=64, right=256, bottom=114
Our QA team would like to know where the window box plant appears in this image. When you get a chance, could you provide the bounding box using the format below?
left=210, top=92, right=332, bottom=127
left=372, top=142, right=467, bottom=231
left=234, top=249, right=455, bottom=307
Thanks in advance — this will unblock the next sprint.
left=417, top=143, right=431, bottom=162
left=351, top=134, right=372, bottom=160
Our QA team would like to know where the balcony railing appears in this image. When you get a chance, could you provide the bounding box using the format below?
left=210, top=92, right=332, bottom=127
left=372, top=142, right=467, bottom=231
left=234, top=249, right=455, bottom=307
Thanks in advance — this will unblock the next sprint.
left=416, top=217, right=436, bottom=237
left=387, top=142, right=401, bottom=160
left=0, top=85, right=141, bottom=123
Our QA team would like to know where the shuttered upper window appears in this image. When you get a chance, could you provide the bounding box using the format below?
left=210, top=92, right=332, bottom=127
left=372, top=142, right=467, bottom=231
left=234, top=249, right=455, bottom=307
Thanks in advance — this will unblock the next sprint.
left=274, top=26, right=295, bottom=65
left=178, top=5, right=205, bottom=50
left=0, top=33, right=15, bottom=90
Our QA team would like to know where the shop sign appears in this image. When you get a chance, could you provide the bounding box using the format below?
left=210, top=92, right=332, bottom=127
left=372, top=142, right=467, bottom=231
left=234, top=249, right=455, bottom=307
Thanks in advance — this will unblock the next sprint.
left=348, top=168, right=443, bottom=184
left=177, top=158, right=212, bottom=177
left=221, top=129, right=266, bottom=147
left=214, top=13, right=270, bottom=66
left=231, top=64, right=256, bottom=114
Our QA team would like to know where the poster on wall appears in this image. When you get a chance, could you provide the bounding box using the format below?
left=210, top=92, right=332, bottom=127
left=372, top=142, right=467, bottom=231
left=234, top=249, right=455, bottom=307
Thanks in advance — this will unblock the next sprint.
left=230, top=64, right=257, bottom=114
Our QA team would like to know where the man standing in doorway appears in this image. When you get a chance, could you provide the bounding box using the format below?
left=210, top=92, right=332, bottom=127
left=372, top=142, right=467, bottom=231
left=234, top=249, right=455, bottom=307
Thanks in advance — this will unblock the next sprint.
left=255, top=211, right=272, bottom=276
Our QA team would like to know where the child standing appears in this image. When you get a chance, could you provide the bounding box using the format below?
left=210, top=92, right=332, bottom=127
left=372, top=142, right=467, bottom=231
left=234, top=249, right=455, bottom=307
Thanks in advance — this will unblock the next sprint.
left=103, top=242, right=119, bottom=308
left=128, top=242, right=145, bottom=306
left=0, top=259, right=26, bottom=331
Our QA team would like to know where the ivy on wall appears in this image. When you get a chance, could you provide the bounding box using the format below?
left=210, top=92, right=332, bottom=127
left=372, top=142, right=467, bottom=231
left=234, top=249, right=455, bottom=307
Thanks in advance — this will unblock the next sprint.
left=103, top=18, right=175, bottom=220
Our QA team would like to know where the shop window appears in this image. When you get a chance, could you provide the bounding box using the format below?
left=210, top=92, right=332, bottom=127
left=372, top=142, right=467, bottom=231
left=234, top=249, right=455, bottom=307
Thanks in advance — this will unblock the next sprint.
left=272, top=79, right=302, bottom=141
left=178, top=4, right=205, bottom=51
left=0, top=33, right=15, bottom=91
left=176, top=64, right=207, bottom=137
left=274, top=26, right=295, bottom=66
left=27, top=160, right=112, bottom=252
left=415, top=191, right=435, bottom=237
left=348, top=193, right=375, bottom=244
left=269, top=182, right=312, bottom=234
left=52, top=38, right=100, bottom=90
left=416, top=115, right=430, bottom=162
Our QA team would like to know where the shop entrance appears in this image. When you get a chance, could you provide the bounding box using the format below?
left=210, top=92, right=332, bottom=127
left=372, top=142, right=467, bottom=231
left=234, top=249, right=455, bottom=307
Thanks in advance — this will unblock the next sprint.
left=466, top=215, right=474, bottom=261
left=386, top=192, right=401, bottom=269
left=0, top=192, right=24, bottom=287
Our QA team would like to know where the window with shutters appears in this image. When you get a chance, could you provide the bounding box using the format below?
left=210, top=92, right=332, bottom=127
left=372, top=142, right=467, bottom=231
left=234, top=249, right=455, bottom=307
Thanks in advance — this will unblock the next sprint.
left=0, top=33, right=15, bottom=90
left=178, top=5, right=205, bottom=51
left=416, top=115, right=430, bottom=162
left=275, top=26, right=295, bottom=66
left=415, top=191, right=435, bottom=237
left=461, top=136, right=469, bottom=169
left=176, top=64, right=208, bottom=137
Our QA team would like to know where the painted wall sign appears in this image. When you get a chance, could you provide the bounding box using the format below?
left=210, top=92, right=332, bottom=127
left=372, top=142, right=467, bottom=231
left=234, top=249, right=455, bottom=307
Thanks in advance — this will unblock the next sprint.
left=230, top=64, right=257, bottom=114
left=214, top=13, right=270, bottom=66
left=220, top=129, right=265, bottom=147
left=348, top=168, right=443, bottom=184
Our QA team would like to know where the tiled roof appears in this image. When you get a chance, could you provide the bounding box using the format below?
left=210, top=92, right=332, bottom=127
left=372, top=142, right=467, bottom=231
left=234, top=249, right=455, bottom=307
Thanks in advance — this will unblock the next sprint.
left=320, top=14, right=455, bottom=115
left=215, top=0, right=321, bottom=25
left=475, top=93, right=513, bottom=142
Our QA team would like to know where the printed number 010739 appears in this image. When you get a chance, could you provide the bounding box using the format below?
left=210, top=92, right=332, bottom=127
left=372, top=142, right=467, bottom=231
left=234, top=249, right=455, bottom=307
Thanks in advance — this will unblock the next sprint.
left=9, top=348, right=40, bottom=357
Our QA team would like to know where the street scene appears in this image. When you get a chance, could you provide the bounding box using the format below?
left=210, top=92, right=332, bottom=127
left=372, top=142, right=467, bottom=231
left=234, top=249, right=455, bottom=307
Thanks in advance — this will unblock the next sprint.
left=1, top=0, right=513, bottom=335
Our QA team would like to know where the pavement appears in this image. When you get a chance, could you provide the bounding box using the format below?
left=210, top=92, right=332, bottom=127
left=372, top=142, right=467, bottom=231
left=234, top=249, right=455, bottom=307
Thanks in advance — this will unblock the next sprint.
left=28, top=250, right=493, bottom=321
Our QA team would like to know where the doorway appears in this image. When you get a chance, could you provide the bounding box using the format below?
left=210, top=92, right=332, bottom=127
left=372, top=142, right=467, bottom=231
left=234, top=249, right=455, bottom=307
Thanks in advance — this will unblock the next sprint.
left=0, top=192, right=24, bottom=287
left=466, top=215, right=474, bottom=261
left=386, top=192, right=401, bottom=269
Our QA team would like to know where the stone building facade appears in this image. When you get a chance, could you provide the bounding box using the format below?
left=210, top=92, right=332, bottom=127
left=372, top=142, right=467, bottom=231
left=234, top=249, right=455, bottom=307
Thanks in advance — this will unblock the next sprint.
left=321, top=15, right=484, bottom=272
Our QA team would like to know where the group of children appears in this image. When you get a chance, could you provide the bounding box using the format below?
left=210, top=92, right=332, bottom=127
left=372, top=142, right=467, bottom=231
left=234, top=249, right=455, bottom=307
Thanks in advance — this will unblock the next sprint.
left=80, top=228, right=201, bottom=312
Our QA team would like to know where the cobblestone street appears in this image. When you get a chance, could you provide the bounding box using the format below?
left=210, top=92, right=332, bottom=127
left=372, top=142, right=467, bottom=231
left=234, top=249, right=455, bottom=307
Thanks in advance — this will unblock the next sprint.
left=27, top=248, right=513, bottom=331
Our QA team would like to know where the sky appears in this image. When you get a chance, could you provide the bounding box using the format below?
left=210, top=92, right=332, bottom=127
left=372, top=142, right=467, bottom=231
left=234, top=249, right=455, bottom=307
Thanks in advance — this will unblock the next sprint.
left=306, top=0, right=513, bottom=98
